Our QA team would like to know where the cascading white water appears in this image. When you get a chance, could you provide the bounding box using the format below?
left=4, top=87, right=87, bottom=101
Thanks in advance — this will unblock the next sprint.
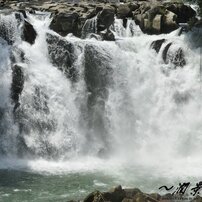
left=112, top=18, right=142, bottom=38
left=0, top=12, right=22, bottom=44
left=0, top=10, right=201, bottom=182
left=0, top=12, right=23, bottom=156
left=81, top=16, right=98, bottom=38
left=15, top=13, right=84, bottom=159
left=0, top=39, right=18, bottom=156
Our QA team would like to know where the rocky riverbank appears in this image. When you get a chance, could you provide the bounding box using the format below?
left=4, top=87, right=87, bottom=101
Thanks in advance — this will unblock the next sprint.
left=68, top=185, right=202, bottom=202
left=0, top=0, right=200, bottom=40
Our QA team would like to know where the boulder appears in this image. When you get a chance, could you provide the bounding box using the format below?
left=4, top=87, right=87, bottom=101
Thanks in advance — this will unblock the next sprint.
left=134, top=13, right=143, bottom=26
left=161, top=10, right=178, bottom=33
left=100, top=29, right=115, bottom=41
left=124, top=188, right=142, bottom=199
left=84, top=43, right=112, bottom=98
left=49, top=12, right=80, bottom=37
left=133, top=192, right=147, bottom=202
left=152, top=14, right=162, bottom=34
left=165, top=3, right=196, bottom=23
left=46, top=33, right=78, bottom=81
left=11, top=64, right=24, bottom=110
left=162, top=42, right=172, bottom=63
left=162, top=43, right=186, bottom=67
left=22, top=20, right=37, bottom=45
left=117, top=4, right=131, bottom=19
left=84, top=191, right=100, bottom=202
left=107, top=185, right=126, bottom=202
left=193, top=195, right=202, bottom=202
left=128, top=3, right=139, bottom=13
left=149, top=193, right=161, bottom=201
left=0, top=12, right=36, bottom=45
left=84, top=185, right=126, bottom=202
left=83, top=43, right=113, bottom=153
left=146, top=5, right=166, bottom=21
left=169, top=47, right=186, bottom=67
left=77, top=186, right=202, bottom=202
left=97, top=6, right=115, bottom=32
left=151, top=39, right=166, bottom=53
left=0, top=12, right=19, bottom=45
left=135, top=4, right=178, bottom=34
left=122, top=199, right=133, bottom=202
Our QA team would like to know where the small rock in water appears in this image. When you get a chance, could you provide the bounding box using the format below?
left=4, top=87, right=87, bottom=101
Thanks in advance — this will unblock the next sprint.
left=100, top=29, right=115, bottom=41
left=162, top=43, right=186, bottom=68
left=22, top=20, right=37, bottom=45
left=151, top=39, right=166, bottom=53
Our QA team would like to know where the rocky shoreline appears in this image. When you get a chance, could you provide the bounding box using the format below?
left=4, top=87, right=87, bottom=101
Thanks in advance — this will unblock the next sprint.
left=68, top=185, right=202, bottom=202
left=0, top=0, right=200, bottom=40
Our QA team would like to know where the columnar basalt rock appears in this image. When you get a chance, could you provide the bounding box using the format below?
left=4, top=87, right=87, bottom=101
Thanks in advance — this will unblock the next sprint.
left=0, top=0, right=198, bottom=38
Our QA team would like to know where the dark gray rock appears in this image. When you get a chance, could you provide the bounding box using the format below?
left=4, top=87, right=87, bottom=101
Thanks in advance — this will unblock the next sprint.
left=84, top=43, right=112, bottom=101
left=100, top=29, right=115, bottom=41
left=11, top=64, right=24, bottom=110
left=162, top=43, right=186, bottom=67
left=165, top=2, right=196, bottom=23
left=162, top=42, right=172, bottom=63
left=83, top=43, right=113, bottom=154
left=74, top=186, right=202, bottom=202
left=161, top=10, right=179, bottom=33
left=0, top=13, right=20, bottom=45
left=97, top=6, right=115, bottom=32
left=151, top=39, right=165, bottom=53
left=170, top=47, right=186, bottom=67
left=50, top=12, right=80, bottom=37
left=136, top=5, right=179, bottom=35
left=117, top=4, right=131, bottom=19
left=46, top=33, right=78, bottom=82
left=84, top=185, right=126, bottom=202
left=22, top=20, right=37, bottom=44
left=1, top=1, right=197, bottom=37
left=124, top=188, right=142, bottom=198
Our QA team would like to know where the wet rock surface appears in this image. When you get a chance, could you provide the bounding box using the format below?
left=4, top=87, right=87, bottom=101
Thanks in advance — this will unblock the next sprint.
left=11, top=64, right=24, bottom=109
left=0, top=0, right=198, bottom=38
left=22, top=20, right=37, bottom=44
left=68, top=185, right=202, bottom=202
left=46, top=33, right=78, bottom=81
left=151, top=39, right=186, bottom=68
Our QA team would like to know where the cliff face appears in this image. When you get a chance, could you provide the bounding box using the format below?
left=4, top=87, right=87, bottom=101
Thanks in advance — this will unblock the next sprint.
left=0, top=0, right=198, bottom=39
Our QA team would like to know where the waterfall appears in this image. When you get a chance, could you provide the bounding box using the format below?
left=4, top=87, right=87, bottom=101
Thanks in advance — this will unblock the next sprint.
left=0, top=10, right=201, bottom=178
left=112, top=18, right=142, bottom=38
left=0, top=12, right=22, bottom=45
left=81, top=16, right=98, bottom=39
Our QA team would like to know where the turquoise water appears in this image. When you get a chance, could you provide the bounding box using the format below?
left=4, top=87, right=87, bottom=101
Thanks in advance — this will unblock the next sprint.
left=0, top=169, right=153, bottom=202
left=0, top=169, right=118, bottom=202
left=0, top=166, right=198, bottom=202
